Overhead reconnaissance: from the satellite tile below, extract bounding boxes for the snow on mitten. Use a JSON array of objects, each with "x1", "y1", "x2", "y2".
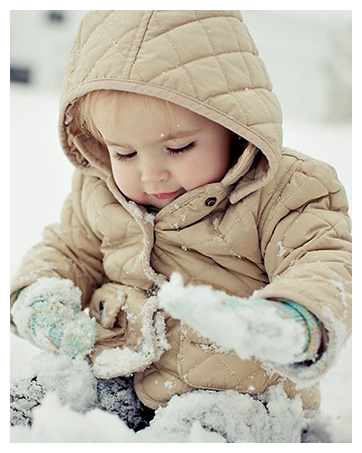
[
  {"x1": 59, "y1": 311, "x2": 96, "y2": 358},
  {"x1": 158, "y1": 273, "x2": 320, "y2": 365},
  {"x1": 11, "y1": 277, "x2": 96, "y2": 358}
]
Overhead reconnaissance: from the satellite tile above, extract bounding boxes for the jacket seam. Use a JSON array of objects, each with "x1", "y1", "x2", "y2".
[
  {"x1": 128, "y1": 11, "x2": 155, "y2": 80},
  {"x1": 144, "y1": 13, "x2": 241, "y2": 44},
  {"x1": 179, "y1": 344, "x2": 268, "y2": 391},
  {"x1": 77, "y1": 12, "x2": 119, "y2": 81},
  {"x1": 79, "y1": 11, "x2": 115, "y2": 56},
  {"x1": 254, "y1": 89, "x2": 281, "y2": 142},
  {"x1": 152, "y1": 13, "x2": 200, "y2": 100},
  {"x1": 196, "y1": 10, "x2": 253, "y2": 127},
  {"x1": 149, "y1": 50, "x2": 255, "y2": 85},
  {"x1": 264, "y1": 161, "x2": 318, "y2": 233},
  {"x1": 269, "y1": 215, "x2": 346, "y2": 278}
]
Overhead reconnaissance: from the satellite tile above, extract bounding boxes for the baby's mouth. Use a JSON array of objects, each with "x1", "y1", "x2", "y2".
[{"x1": 152, "y1": 189, "x2": 184, "y2": 200}]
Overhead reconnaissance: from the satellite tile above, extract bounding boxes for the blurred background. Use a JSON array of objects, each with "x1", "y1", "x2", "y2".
[{"x1": 10, "y1": 11, "x2": 352, "y2": 442}]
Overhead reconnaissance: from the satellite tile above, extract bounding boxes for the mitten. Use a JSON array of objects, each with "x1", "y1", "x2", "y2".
[
  {"x1": 158, "y1": 273, "x2": 322, "y2": 365},
  {"x1": 11, "y1": 277, "x2": 96, "y2": 358}
]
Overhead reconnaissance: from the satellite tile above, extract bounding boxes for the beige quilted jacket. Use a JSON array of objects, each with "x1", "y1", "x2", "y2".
[{"x1": 11, "y1": 11, "x2": 351, "y2": 411}]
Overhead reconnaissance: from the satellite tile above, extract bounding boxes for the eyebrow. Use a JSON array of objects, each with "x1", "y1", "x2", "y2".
[{"x1": 104, "y1": 129, "x2": 201, "y2": 148}]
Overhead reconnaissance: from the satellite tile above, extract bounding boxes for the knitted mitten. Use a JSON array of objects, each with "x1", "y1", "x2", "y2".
[
  {"x1": 11, "y1": 277, "x2": 96, "y2": 358},
  {"x1": 158, "y1": 273, "x2": 321, "y2": 365}
]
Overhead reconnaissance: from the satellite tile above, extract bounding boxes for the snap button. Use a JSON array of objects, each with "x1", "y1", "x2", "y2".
[{"x1": 205, "y1": 197, "x2": 217, "y2": 207}]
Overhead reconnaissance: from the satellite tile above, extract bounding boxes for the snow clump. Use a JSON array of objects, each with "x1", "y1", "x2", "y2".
[{"x1": 158, "y1": 273, "x2": 306, "y2": 365}]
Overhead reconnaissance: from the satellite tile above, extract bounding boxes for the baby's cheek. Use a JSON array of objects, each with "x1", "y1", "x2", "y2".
[
  {"x1": 112, "y1": 170, "x2": 133, "y2": 195},
  {"x1": 178, "y1": 160, "x2": 207, "y2": 190},
  {"x1": 185, "y1": 167, "x2": 222, "y2": 190}
]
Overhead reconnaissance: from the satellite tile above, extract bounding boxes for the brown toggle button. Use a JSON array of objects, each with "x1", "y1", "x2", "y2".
[{"x1": 205, "y1": 197, "x2": 217, "y2": 207}]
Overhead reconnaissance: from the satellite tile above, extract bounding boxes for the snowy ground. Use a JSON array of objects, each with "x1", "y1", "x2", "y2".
[{"x1": 10, "y1": 86, "x2": 352, "y2": 443}]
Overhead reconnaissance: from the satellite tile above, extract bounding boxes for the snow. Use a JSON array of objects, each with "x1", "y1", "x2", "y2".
[
  {"x1": 158, "y1": 273, "x2": 307, "y2": 365},
  {"x1": 10, "y1": 86, "x2": 352, "y2": 443},
  {"x1": 276, "y1": 240, "x2": 291, "y2": 258},
  {"x1": 92, "y1": 298, "x2": 170, "y2": 378},
  {"x1": 127, "y1": 200, "x2": 155, "y2": 225},
  {"x1": 10, "y1": 348, "x2": 306, "y2": 443}
]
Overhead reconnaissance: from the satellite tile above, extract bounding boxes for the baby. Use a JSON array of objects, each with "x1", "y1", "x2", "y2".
[{"x1": 11, "y1": 10, "x2": 351, "y2": 438}]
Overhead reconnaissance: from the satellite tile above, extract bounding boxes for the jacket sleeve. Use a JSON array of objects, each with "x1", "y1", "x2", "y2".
[
  {"x1": 10, "y1": 171, "x2": 106, "y2": 310},
  {"x1": 256, "y1": 151, "x2": 351, "y2": 382}
]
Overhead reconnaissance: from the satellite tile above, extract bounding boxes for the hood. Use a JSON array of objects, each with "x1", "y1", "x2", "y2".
[{"x1": 59, "y1": 10, "x2": 283, "y2": 203}]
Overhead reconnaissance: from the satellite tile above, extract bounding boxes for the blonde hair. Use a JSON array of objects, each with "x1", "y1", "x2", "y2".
[{"x1": 76, "y1": 90, "x2": 179, "y2": 144}]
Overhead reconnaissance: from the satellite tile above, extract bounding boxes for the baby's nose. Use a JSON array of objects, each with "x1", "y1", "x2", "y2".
[{"x1": 140, "y1": 162, "x2": 170, "y2": 183}]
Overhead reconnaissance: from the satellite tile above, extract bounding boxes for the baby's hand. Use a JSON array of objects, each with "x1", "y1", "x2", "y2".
[
  {"x1": 11, "y1": 277, "x2": 96, "y2": 358},
  {"x1": 158, "y1": 273, "x2": 308, "y2": 365}
]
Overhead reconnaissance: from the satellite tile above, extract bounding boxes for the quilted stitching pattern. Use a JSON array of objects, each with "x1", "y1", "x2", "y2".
[{"x1": 60, "y1": 10, "x2": 282, "y2": 179}]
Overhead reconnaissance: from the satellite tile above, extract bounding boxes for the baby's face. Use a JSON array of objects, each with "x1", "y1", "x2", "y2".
[{"x1": 91, "y1": 93, "x2": 232, "y2": 208}]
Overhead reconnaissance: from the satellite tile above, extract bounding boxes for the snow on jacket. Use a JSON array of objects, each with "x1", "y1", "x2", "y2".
[{"x1": 10, "y1": 10, "x2": 351, "y2": 410}]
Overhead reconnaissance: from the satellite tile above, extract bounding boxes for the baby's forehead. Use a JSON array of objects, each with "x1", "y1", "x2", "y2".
[{"x1": 92, "y1": 90, "x2": 223, "y2": 140}]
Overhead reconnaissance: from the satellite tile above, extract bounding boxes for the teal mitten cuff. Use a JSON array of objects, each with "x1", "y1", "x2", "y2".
[{"x1": 278, "y1": 301, "x2": 322, "y2": 363}]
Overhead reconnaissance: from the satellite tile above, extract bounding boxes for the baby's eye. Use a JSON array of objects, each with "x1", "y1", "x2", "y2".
[
  {"x1": 167, "y1": 142, "x2": 196, "y2": 155},
  {"x1": 113, "y1": 151, "x2": 137, "y2": 162}
]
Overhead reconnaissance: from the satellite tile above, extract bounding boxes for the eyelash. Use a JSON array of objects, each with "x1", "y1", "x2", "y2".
[
  {"x1": 112, "y1": 142, "x2": 195, "y2": 162},
  {"x1": 167, "y1": 142, "x2": 195, "y2": 155},
  {"x1": 113, "y1": 152, "x2": 136, "y2": 162}
]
